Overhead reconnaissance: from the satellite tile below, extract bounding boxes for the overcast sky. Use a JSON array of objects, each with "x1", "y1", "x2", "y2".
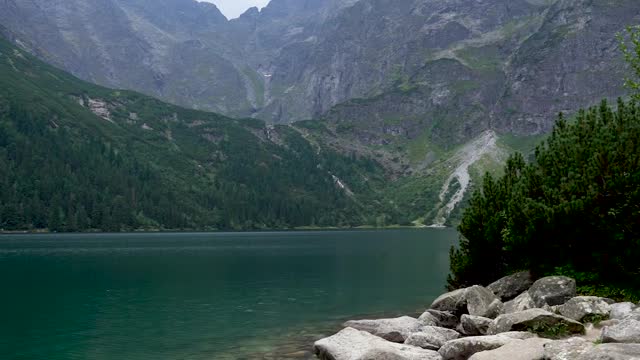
[{"x1": 202, "y1": 0, "x2": 270, "y2": 19}]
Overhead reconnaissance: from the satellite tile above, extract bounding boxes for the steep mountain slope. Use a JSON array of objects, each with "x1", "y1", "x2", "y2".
[
  {"x1": 0, "y1": 36, "x2": 392, "y2": 231},
  {"x1": 0, "y1": 0, "x2": 635, "y2": 133},
  {"x1": 317, "y1": 0, "x2": 634, "y2": 143}
]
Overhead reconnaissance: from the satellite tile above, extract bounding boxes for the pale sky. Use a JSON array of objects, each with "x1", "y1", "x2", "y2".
[{"x1": 201, "y1": 0, "x2": 270, "y2": 19}]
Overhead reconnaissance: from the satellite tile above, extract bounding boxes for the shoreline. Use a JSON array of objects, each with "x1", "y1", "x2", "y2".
[
  {"x1": 0, "y1": 225, "x2": 452, "y2": 236},
  {"x1": 312, "y1": 272, "x2": 640, "y2": 360}
]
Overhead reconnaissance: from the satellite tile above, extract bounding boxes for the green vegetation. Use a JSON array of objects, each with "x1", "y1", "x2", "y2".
[
  {"x1": 455, "y1": 45, "x2": 503, "y2": 73},
  {"x1": 525, "y1": 322, "x2": 579, "y2": 339},
  {"x1": 448, "y1": 99, "x2": 640, "y2": 298},
  {"x1": 0, "y1": 37, "x2": 392, "y2": 232},
  {"x1": 448, "y1": 32, "x2": 640, "y2": 299},
  {"x1": 582, "y1": 314, "x2": 608, "y2": 326},
  {"x1": 242, "y1": 67, "x2": 265, "y2": 107},
  {"x1": 620, "y1": 26, "x2": 640, "y2": 101}
]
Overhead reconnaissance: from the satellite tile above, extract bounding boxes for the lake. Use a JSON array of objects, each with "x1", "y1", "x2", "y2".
[{"x1": 0, "y1": 229, "x2": 457, "y2": 359}]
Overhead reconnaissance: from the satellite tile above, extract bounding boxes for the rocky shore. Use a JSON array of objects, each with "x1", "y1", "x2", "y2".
[{"x1": 312, "y1": 273, "x2": 640, "y2": 359}]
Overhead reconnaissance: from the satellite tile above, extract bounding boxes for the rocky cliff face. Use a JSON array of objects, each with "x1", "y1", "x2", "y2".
[{"x1": 0, "y1": 0, "x2": 636, "y2": 142}]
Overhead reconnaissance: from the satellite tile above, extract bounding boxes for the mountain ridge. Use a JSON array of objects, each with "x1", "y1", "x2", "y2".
[{"x1": 0, "y1": 0, "x2": 634, "y2": 141}]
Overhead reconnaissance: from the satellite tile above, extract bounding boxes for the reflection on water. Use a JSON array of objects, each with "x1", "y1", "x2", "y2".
[{"x1": 0, "y1": 230, "x2": 456, "y2": 359}]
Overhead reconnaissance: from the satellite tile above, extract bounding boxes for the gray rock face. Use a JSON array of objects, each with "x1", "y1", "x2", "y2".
[
  {"x1": 404, "y1": 326, "x2": 460, "y2": 350},
  {"x1": 488, "y1": 271, "x2": 534, "y2": 301},
  {"x1": 489, "y1": 308, "x2": 585, "y2": 336},
  {"x1": 503, "y1": 292, "x2": 537, "y2": 314},
  {"x1": 423, "y1": 310, "x2": 459, "y2": 329},
  {"x1": 431, "y1": 288, "x2": 468, "y2": 315},
  {"x1": 601, "y1": 319, "x2": 640, "y2": 344},
  {"x1": 344, "y1": 316, "x2": 426, "y2": 343},
  {"x1": 466, "y1": 286, "x2": 503, "y2": 319},
  {"x1": 313, "y1": 327, "x2": 443, "y2": 360},
  {"x1": 459, "y1": 315, "x2": 493, "y2": 336},
  {"x1": 468, "y1": 337, "x2": 551, "y2": 360},
  {"x1": 0, "y1": 0, "x2": 635, "y2": 137},
  {"x1": 543, "y1": 337, "x2": 594, "y2": 360},
  {"x1": 558, "y1": 296, "x2": 612, "y2": 322},
  {"x1": 528, "y1": 276, "x2": 576, "y2": 307},
  {"x1": 610, "y1": 303, "x2": 637, "y2": 320},
  {"x1": 438, "y1": 335, "x2": 517, "y2": 360}
]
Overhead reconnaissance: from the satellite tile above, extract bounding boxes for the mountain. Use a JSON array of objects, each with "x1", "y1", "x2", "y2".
[
  {"x1": 0, "y1": 0, "x2": 634, "y2": 132},
  {"x1": 0, "y1": 0, "x2": 637, "y2": 229},
  {"x1": 0, "y1": 35, "x2": 395, "y2": 231}
]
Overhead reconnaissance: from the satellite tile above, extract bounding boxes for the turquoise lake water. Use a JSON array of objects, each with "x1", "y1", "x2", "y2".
[{"x1": 0, "y1": 229, "x2": 457, "y2": 359}]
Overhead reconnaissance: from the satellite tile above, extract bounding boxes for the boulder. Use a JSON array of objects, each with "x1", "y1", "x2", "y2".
[
  {"x1": 610, "y1": 303, "x2": 637, "y2": 320},
  {"x1": 487, "y1": 271, "x2": 534, "y2": 301},
  {"x1": 598, "y1": 319, "x2": 622, "y2": 328},
  {"x1": 313, "y1": 327, "x2": 442, "y2": 360},
  {"x1": 431, "y1": 288, "x2": 468, "y2": 314},
  {"x1": 422, "y1": 310, "x2": 459, "y2": 329},
  {"x1": 528, "y1": 276, "x2": 576, "y2": 307},
  {"x1": 468, "y1": 337, "x2": 551, "y2": 360},
  {"x1": 404, "y1": 326, "x2": 460, "y2": 350},
  {"x1": 601, "y1": 319, "x2": 640, "y2": 344},
  {"x1": 543, "y1": 337, "x2": 593, "y2": 360},
  {"x1": 578, "y1": 343, "x2": 640, "y2": 359},
  {"x1": 499, "y1": 331, "x2": 539, "y2": 340},
  {"x1": 459, "y1": 314, "x2": 492, "y2": 336},
  {"x1": 438, "y1": 335, "x2": 518, "y2": 360},
  {"x1": 488, "y1": 308, "x2": 585, "y2": 337},
  {"x1": 628, "y1": 309, "x2": 640, "y2": 322},
  {"x1": 558, "y1": 296, "x2": 611, "y2": 322},
  {"x1": 542, "y1": 304, "x2": 561, "y2": 314},
  {"x1": 418, "y1": 311, "x2": 439, "y2": 327},
  {"x1": 344, "y1": 316, "x2": 426, "y2": 343},
  {"x1": 503, "y1": 292, "x2": 536, "y2": 314},
  {"x1": 466, "y1": 285, "x2": 503, "y2": 319}
]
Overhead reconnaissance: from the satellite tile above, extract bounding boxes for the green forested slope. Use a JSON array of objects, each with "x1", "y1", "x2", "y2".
[
  {"x1": 0, "y1": 37, "x2": 391, "y2": 232},
  {"x1": 449, "y1": 100, "x2": 640, "y2": 299},
  {"x1": 448, "y1": 28, "x2": 640, "y2": 300}
]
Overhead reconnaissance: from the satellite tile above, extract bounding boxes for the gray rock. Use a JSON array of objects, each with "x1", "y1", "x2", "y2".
[
  {"x1": 627, "y1": 309, "x2": 640, "y2": 322},
  {"x1": 344, "y1": 316, "x2": 426, "y2": 343},
  {"x1": 418, "y1": 311, "x2": 439, "y2": 327},
  {"x1": 601, "y1": 319, "x2": 640, "y2": 344},
  {"x1": 528, "y1": 276, "x2": 576, "y2": 307},
  {"x1": 558, "y1": 296, "x2": 611, "y2": 322},
  {"x1": 438, "y1": 335, "x2": 517, "y2": 360},
  {"x1": 357, "y1": 348, "x2": 441, "y2": 360},
  {"x1": 543, "y1": 304, "x2": 562, "y2": 314},
  {"x1": 579, "y1": 343, "x2": 640, "y2": 360},
  {"x1": 468, "y1": 337, "x2": 552, "y2": 360},
  {"x1": 543, "y1": 337, "x2": 594, "y2": 360},
  {"x1": 488, "y1": 271, "x2": 534, "y2": 301},
  {"x1": 503, "y1": 292, "x2": 537, "y2": 314},
  {"x1": 499, "y1": 331, "x2": 539, "y2": 340},
  {"x1": 423, "y1": 310, "x2": 459, "y2": 329},
  {"x1": 489, "y1": 308, "x2": 585, "y2": 337},
  {"x1": 431, "y1": 288, "x2": 468, "y2": 315},
  {"x1": 404, "y1": 326, "x2": 460, "y2": 350},
  {"x1": 598, "y1": 320, "x2": 622, "y2": 328},
  {"x1": 610, "y1": 303, "x2": 637, "y2": 320},
  {"x1": 314, "y1": 327, "x2": 443, "y2": 360},
  {"x1": 459, "y1": 314, "x2": 493, "y2": 336},
  {"x1": 466, "y1": 285, "x2": 503, "y2": 319}
]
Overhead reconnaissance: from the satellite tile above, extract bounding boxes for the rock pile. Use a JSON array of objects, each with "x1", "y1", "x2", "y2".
[{"x1": 313, "y1": 272, "x2": 640, "y2": 360}]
